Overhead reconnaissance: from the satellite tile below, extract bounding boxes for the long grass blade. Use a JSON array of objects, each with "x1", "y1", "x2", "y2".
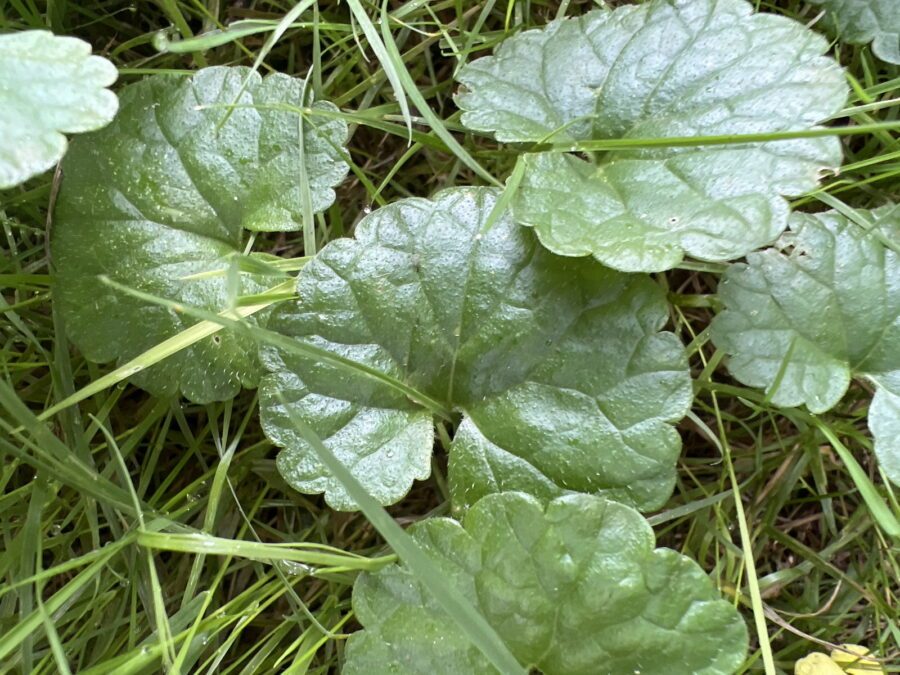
[
  {"x1": 344, "y1": 0, "x2": 413, "y2": 136},
  {"x1": 37, "y1": 280, "x2": 294, "y2": 422},
  {"x1": 378, "y1": 2, "x2": 500, "y2": 186},
  {"x1": 97, "y1": 276, "x2": 453, "y2": 419},
  {"x1": 813, "y1": 419, "x2": 900, "y2": 539},
  {"x1": 688, "y1": 411, "x2": 776, "y2": 675},
  {"x1": 545, "y1": 121, "x2": 900, "y2": 152}
]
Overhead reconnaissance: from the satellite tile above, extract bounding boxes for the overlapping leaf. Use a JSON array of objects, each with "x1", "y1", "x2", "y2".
[
  {"x1": 810, "y1": 0, "x2": 900, "y2": 64},
  {"x1": 0, "y1": 30, "x2": 118, "y2": 189},
  {"x1": 345, "y1": 491, "x2": 748, "y2": 675},
  {"x1": 710, "y1": 206, "x2": 900, "y2": 485},
  {"x1": 456, "y1": 0, "x2": 848, "y2": 272},
  {"x1": 259, "y1": 187, "x2": 692, "y2": 511},
  {"x1": 53, "y1": 66, "x2": 348, "y2": 403}
]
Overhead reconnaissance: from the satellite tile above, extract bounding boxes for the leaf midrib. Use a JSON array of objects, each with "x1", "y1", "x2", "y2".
[{"x1": 150, "y1": 86, "x2": 245, "y2": 249}]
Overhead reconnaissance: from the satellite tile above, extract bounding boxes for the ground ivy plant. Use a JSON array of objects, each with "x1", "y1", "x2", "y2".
[
  {"x1": 39, "y1": 0, "x2": 900, "y2": 671},
  {"x1": 258, "y1": 187, "x2": 693, "y2": 512},
  {"x1": 455, "y1": 0, "x2": 848, "y2": 272},
  {"x1": 710, "y1": 206, "x2": 900, "y2": 485},
  {"x1": 809, "y1": 0, "x2": 900, "y2": 64},
  {"x1": 345, "y1": 492, "x2": 748, "y2": 674},
  {"x1": 53, "y1": 66, "x2": 348, "y2": 403}
]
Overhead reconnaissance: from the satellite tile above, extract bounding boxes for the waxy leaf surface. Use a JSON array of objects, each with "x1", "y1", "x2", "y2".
[
  {"x1": 53, "y1": 66, "x2": 348, "y2": 402},
  {"x1": 456, "y1": 0, "x2": 848, "y2": 272},
  {"x1": 0, "y1": 30, "x2": 118, "y2": 189},
  {"x1": 710, "y1": 206, "x2": 900, "y2": 485},
  {"x1": 345, "y1": 492, "x2": 748, "y2": 675},
  {"x1": 810, "y1": 0, "x2": 900, "y2": 64},
  {"x1": 259, "y1": 188, "x2": 692, "y2": 511}
]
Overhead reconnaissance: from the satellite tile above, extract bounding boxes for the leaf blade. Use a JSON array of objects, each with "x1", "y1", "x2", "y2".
[
  {"x1": 345, "y1": 491, "x2": 748, "y2": 675},
  {"x1": 809, "y1": 0, "x2": 900, "y2": 64},
  {"x1": 456, "y1": 0, "x2": 848, "y2": 272},
  {"x1": 52, "y1": 66, "x2": 349, "y2": 402},
  {"x1": 0, "y1": 31, "x2": 118, "y2": 188},
  {"x1": 260, "y1": 187, "x2": 693, "y2": 509},
  {"x1": 711, "y1": 205, "x2": 900, "y2": 487},
  {"x1": 276, "y1": 398, "x2": 527, "y2": 675}
]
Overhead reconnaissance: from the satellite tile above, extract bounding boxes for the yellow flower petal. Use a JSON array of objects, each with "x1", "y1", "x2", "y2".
[
  {"x1": 795, "y1": 652, "x2": 846, "y2": 675},
  {"x1": 830, "y1": 645, "x2": 883, "y2": 675}
]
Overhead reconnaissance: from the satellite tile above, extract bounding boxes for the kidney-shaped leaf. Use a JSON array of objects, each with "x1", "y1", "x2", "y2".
[
  {"x1": 456, "y1": 0, "x2": 848, "y2": 272},
  {"x1": 710, "y1": 206, "x2": 900, "y2": 485},
  {"x1": 0, "y1": 30, "x2": 118, "y2": 189},
  {"x1": 810, "y1": 0, "x2": 900, "y2": 64},
  {"x1": 53, "y1": 66, "x2": 348, "y2": 403},
  {"x1": 259, "y1": 187, "x2": 692, "y2": 511},
  {"x1": 345, "y1": 491, "x2": 748, "y2": 675}
]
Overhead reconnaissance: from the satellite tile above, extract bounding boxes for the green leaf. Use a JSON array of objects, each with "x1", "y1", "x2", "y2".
[
  {"x1": 273, "y1": 394, "x2": 527, "y2": 675},
  {"x1": 456, "y1": 0, "x2": 848, "y2": 273},
  {"x1": 0, "y1": 30, "x2": 118, "y2": 189},
  {"x1": 52, "y1": 66, "x2": 348, "y2": 403},
  {"x1": 345, "y1": 491, "x2": 748, "y2": 675},
  {"x1": 810, "y1": 0, "x2": 900, "y2": 64},
  {"x1": 710, "y1": 206, "x2": 900, "y2": 485},
  {"x1": 449, "y1": 417, "x2": 564, "y2": 512},
  {"x1": 259, "y1": 187, "x2": 692, "y2": 511},
  {"x1": 869, "y1": 387, "x2": 900, "y2": 486}
]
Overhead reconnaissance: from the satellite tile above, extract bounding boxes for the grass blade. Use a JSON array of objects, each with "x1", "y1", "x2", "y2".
[
  {"x1": 0, "y1": 547, "x2": 122, "y2": 663},
  {"x1": 688, "y1": 411, "x2": 776, "y2": 675},
  {"x1": 219, "y1": 0, "x2": 318, "y2": 129},
  {"x1": 97, "y1": 276, "x2": 453, "y2": 419},
  {"x1": 378, "y1": 2, "x2": 500, "y2": 186},
  {"x1": 813, "y1": 418, "x2": 900, "y2": 539},
  {"x1": 345, "y1": 0, "x2": 413, "y2": 136},
  {"x1": 547, "y1": 121, "x2": 900, "y2": 152},
  {"x1": 36, "y1": 280, "x2": 294, "y2": 423},
  {"x1": 137, "y1": 532, "x2": 394, "y2": 570}
]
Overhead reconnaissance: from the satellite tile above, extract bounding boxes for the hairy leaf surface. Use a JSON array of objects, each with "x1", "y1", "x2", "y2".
[
  {"x1": 710, "y1": 206, "x2": 900, "y2": 484},
  {"x1": 344, "y1": 492, "x2": 748, "y2": 675},
  {"x1": 0, "y1": 30, "x2": 118, "y2": 189},
  {"x1": 810, "y1": 0, "x2": 900, "y2": 64},
  {"x1": 53, "y1": 66, "x2": 348, "y2": 402},
  {"x1": 259, "y1": 188, "x2": 692, "y2": 510},
  {"x1": 456, "y1": 0, "x2": 848, "y2": 272}
]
